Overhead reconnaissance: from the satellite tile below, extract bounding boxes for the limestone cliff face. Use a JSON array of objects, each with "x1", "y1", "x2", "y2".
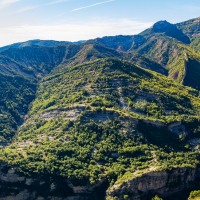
[
  {"x1": 1, "y1": 162, "x2": 200, "y2": 200},
  {"x1": 0, "y1": 163, "x2": 107, "y2": 200},
  {"x1": 107, "y1": 168, "x2": 200, "y2": 200}
]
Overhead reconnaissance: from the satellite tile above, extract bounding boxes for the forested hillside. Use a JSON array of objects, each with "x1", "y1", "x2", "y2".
[{"x1": 0, "y1": 16, "x2": 199, "y2": 200}]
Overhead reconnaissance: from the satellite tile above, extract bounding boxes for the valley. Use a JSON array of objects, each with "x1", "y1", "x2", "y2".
[{"x1": 0, "y1": 16, "x2": 200, "y2": 200}]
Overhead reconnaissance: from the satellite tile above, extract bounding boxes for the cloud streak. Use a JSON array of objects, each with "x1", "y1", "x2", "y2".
[
  {"x1": 15, "y1": 0, "x2": 72, "y2": 14},
  {"x1": 72, "y1": 0, "x2": 116, "y2": 12},
  {"x1": 0, "y1": 0, "x2": 21, "y2": 9},
  {"x1": 47, "y1": 0, "x2": 72, "y2": 6},
  {"x1": 15, "y1": 5, "x2": 39, "y2": 14}
]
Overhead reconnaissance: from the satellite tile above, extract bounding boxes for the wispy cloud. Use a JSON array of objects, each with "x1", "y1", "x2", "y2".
[
  {"x1": 47, "y1": 0, "x2": 71, "y2": 6},
  {"x1": 15, "y1": 0, "x2": 71, "y2": 14},
  {"x1": 72, "y1": 0, "x2": 116, "y2": 12},
  {"x1": 15, "y1": 5, "x2": 39, "y2": 14},
  {"x1": 0, "y1": 0, "x2": 21, "y2": 9},
  {"x1": 0, "y1": 18, "x2": 153, "y2": 46}
]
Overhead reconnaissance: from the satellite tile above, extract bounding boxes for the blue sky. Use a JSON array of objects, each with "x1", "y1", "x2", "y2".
[{"x1": 0, "y1": 0, "x2": 200, "y2": 46}]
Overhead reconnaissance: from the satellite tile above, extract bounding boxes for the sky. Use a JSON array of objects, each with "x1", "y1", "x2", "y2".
[{"x1": 0, "y1": 0, "x2": 200, "y2": 46}]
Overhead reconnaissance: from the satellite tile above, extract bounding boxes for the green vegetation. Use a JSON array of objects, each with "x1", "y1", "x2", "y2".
[
  {"x1": 189, "y1": 190, "x2": 200, "y2": 200},
  {"x1": 176, "y1": 17, "x2": 200, "y2": 39},
  {"x1": 0, "y1": 16, "x2": 200, "y2": 200},
  {"x1": 0, "y1": 74, "x2": 36, "y2": 142},
  {"x1": 191, "y1": 38, "x2": 200, "y2": 52},
  {"x1": 1, "y1": 58, "x2": 199, "y2": 188},
  {"x1": 151, "y1": 195, "x2": 163, "y2": 200},
  {"x1": 93, "y1": 18, "x2": 200, "y2": 91}
]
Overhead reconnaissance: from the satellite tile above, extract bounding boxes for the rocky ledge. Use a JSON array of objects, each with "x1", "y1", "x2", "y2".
[
  {"x1": 0, "y1": 162, "x2": 200, "y2": 200},
  {"x1": 0, "y1": 163, "x2": 107, "y2": 200},
  {"x1": 107, "y1": 167, "x2": 200, "y2": 200}
]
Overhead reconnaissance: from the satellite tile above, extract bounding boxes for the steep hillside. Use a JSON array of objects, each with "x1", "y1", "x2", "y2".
[
  {"x1": 1, "y1": 45, "x2": 66, "y2": 78},
  {"x1": 2, "y1": 58, "x2": 200, "y2": 199},
  {"x1": 191, "y1": 37, "x2": 200, "y2": 51},
  {"x1": 0, "y1": 39, "x2": 85, "y2": 52},
  {"x1": 176, "y1": 17, "x2": 200, "y2": 39},
  {"x1": 0, "y1": 52, "x2": 39, "y2": 143},
  {"x1": 0, "y1": 41, "x2": 166, "y2": 143},
  {"x1": 59, "y1": 43, "x2": 167, "y2": 75},
  {"x1": 176, "y1": 17, "x2": 200, "y2": 52},
  {"x1": 0, "y1": 44, "x2": 83, "y2": 143},
  {"x1": 140, "y1": 20, "x2": 190, "y2": 44},
  {"x1": 0, "y1": 73, "x2": 36, "y2": 144},
  {"x1": 2, "y1": 17, "x2": 200, "y2": 92},
  {"x1": 0, "y1": 54, "x2": 33, "y2": 77},
  {"x1": 87, "y1": 35, "x2": 146, "y2": 52},
  {"x1": 0, "y1": 16, "x2": 199, "y2": 200},
  {"x1": 88, "y1": 17, "x2": 200, "y2": 90}
]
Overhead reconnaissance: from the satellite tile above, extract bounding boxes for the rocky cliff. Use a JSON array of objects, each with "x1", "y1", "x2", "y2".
[
  {"x1": 107, "y1": 168, "x2": 200, "y2": 200},
  {"x1": 0, "y1": 163, "x2": 108, "y2": 200},
  {"x1": 1, "y1": 162, "x2": 200, "y2": 200}
]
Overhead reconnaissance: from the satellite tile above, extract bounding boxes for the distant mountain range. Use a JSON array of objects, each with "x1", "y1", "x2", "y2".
[{"x1": 0, "y1": 16, "x2": 200, "y2": 200}]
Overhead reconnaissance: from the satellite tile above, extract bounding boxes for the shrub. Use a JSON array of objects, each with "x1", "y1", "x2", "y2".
[
  {"x1": 189, "y1": 190, "x2": 200, "y2": 199},
  {"x1": 151, "y1": 195, "x2": 163, "y2": 200}
]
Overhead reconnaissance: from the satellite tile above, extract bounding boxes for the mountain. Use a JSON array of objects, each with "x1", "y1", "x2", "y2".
[
  {"x1": 60, "y1": 43, "x2": 167, "y2": 75},
  {"x1": 176, "y1": 17, "x2": 200, "y2": 39},
  {"x1": 2, "y1": 58, "x2": 200, "y2": 199},
  {"x1": 87, "y1": 35, "x2": 146, "y2": 52},
  {"x1": 0, "y1": 39, "x2": 86, "y2": 52},
  {"x1": 88, "y1": 17, "x2": 200, "y2": 90},
  {"x1": 0, "y1": 72, "x2": 36, "y2": 144},
  {"x1": 0, "y1": 16, "x2": 199, "y2": 200},
  {"x1": 0, "y1": 42, "x2": 167, "y2": 144},
  {"x1": 0, "y1": 43, "x2": 83, "y2": 144},
  {"x1": 140, "y1": 20, "x2": 190, "y2": 44}
]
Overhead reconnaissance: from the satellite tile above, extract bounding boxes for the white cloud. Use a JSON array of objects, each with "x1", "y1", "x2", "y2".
[
  {"x1": 0, "y1": 0, "x2": 20, "y2": 9},
  {"x1": 0, "y1": 19, "x2": 153, "y2": 46},
  {"x1": 14, "y1": 0, "x2": 72, "y2": 14},
  {"x1": 16, "y1": 0, "x2": 114, "y2": 14},
  {"x1": 47, "y1": 0, "x2": 72, "y2": 5},
  {"x1": 72, "y1": 0, "x2": 116, "y2": 12},
  {"x1": 15, "y1": 5, "x2": 39, "y2": 14}
]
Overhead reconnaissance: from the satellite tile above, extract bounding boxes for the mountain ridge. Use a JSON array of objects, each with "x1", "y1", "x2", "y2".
[{"x1": 0, "y1": 16, "x2": 200, "y2": 200}]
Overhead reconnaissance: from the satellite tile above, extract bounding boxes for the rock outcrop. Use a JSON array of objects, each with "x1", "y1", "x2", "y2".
[
  {"x1": 0, "y1": 163, "x2": 107, "y2": 200},
  {"x1": 107, "y1": 168, "x2": 200, "y2": 200},
  {"x1": 1, "y1": 164, "x2": 200, "y2": 199}
]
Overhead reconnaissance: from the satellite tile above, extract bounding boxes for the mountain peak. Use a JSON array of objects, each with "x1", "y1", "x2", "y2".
[
  {"x1": 152, "y1": 20, "x2": 172, "y2": 31},
  {"x1": 141, "y1": 19, "x2": 190, "y2": 44}
]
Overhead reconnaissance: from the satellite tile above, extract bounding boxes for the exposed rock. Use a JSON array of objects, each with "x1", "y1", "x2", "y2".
[
  {"x1": 1, "y1": 163, "x2": 200, "y2": 200},
  {"x1": 107, "y1": 168, "x2": 200, "y2": 200},
  {"x1": 83, "y1": 110, "x2": 119, "y2": 122},
  {"x1": 40, "y1": 106, "x2": 85, "y2": 121},
  {"x1": 0, "y1": 163, "x2": 108, "y2": 200}
]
